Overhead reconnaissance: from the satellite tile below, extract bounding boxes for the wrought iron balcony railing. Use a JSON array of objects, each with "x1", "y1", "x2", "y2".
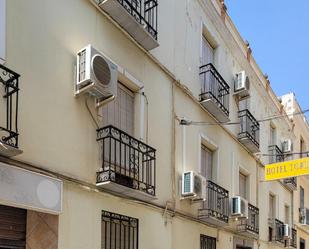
[
  {"x1": 290, "y1": 228, "x2": 297, "y2": 248},
  {"x1": 96, "y1": 125, "x2": 156, "y2": 196},
  {"x1": 199, "y1": 63, "x2": 230, "y2": 118},
  {"x1": 198, "y1": 180, "x2": 229, "y2": 225},
  {"x1": 268, "y1": 145, "x2": 284, "y2": 164},
  {"x1": 269, "y1": 218, "x2": 284, "y2": 244},
  {"x1": 0, "y1": 65, "x2": 20, "y2": 149},
  {"x1": 237, "y1": 203, "x2": 259, "y2": 236},
  {"x1": 283, "y1": 177, "x2": 297, "y2": 190},
  {"x1": 98, "y1": 0, "x2": 158, "y2": 50},
  {"x1": 238, "y1": 109, "x2": 260, "y2": 152}
]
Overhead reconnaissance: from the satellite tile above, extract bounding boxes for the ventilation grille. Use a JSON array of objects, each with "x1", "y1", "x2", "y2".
[{"x1": 92, "y1": 55, "x2": 111, "y2": 86}]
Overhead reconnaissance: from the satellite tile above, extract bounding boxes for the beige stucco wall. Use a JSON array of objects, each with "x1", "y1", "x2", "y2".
[{"x1": 2, "y1": 0, "x2": 307, "y2": 249}]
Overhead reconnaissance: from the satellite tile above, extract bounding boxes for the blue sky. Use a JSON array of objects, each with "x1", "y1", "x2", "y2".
[{"x1": 225, "y1": 0, "x2": 309, "y2": 112}]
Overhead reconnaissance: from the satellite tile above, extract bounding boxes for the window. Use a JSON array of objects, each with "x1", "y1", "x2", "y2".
[
  {"x1": 269, "y1": 194, "x2": 276, "y2": 219},
  {"x1": 0, "y1": 0, "x2": 5, "y2": 63},
  {"x1": 300, "y1": 138, "x2": 306, "y2": 158},
  {"x1": 201, "y1": 36, "x2": 214, "y2": 66},
  {"x1": 285, "y1": 205, "x2": 290, "y2": 224},
  {"x1": 239, "y1": 172, "x2": 247, "y2": 199},
  {"x1": 300, "y1": 186, "x2": 304, "y2": 209},
  {"x1": 300, "y1": 238, "x2": 305, "y2": 249},
  {"x1": 101, "y1": 211, "x2": 138, "y2": 249},
  {"x1": 270, "y1": 125, "x2": 276, "y2": 146},
  {"x1": 200, "y1": 235, "x2": 216, "y2": 249},
  {"x1": 102, "y1": 83, "x2": 135, "y2": 135},
  {"x1": 201, "y1": 145, "x2": 213, "y2": 180}
]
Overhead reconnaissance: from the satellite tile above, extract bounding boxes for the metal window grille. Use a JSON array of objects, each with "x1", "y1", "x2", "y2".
[
  {"x1": 200, "y1": 234, "x2": 216, "y2": 249},
  {"x1": 101, "y1": 211, "x2": 138, "y2": 249}
]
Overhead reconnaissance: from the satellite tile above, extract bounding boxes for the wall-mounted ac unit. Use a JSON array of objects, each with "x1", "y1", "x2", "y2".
[
  {"x1": 230, "y1": 196, "x2": 248, "y2": 219},
  {"x1": 234, "y1": 71, "x2": 250, "y2": 98},
  {"x1": 76, "y1": 44, "x2": 118, "y2": 106},
  {"x1": 300, "y1": 208, "x2": 309, "y2": 225},
  {"x1": 283, "y1": 224, "x2": 291, "y2": 239},
  {"x1": 282, "y1": 139, "x2": 293, "y2": 153},
  {"x1": 181, "y1": 171, "x2": 206, "y2": 201}
]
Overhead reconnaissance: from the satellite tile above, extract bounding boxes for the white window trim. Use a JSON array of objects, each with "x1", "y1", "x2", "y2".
[
  {"x1": 198, "y1": 133, "x2": 219, "y2": 182},
  {"x1": 199, "y1": 21, "x2": 218, "y2": 66},
  {"x1": 0, "y1": 0, "x2": 6, "y2": 64}
]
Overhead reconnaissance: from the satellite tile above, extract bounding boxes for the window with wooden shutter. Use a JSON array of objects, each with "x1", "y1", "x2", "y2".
[
  {"x1": 201, "y1": 36, "x2": 214, "y2": 66},
  {"x1": 269, "y1": 194, "x2": 275, "y2": 219},
  {"x1": 239, "y1": 172, "x2": 247, "y2": 199},
  {"x1": 270, "y1": 125, "x2": 276, "y2": 146},
  {"x1": 0, "y1": 0, "x2": 5, "y2": 63},
  {"x1": 201, "y1": 145, "x2": 213, "y2": 181},
  {"x1": 300, "y1": 186, "x2": 304, "y2": 209},
  {"x1": 102, "y1": 83, "x2": 135, "y2": 135},
  {"x1": 0, "y1": 205, "x2": 26, "y2": 249},
  {"x1": 300, "y1": 138, "x2": 306, "y2": 158},
  {"x1": 285, "y1": 205, "x2": 290, "y2": 224}
]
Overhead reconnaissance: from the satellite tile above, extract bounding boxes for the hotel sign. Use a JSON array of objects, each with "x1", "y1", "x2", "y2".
[{"x1": 265, "y1": 157, "x2": 309, "y2": 181}]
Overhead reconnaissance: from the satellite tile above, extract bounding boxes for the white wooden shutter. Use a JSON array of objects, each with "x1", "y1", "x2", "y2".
[
  {"x1": 0, "y1": 0, "x2": 5, "y2": 63},
  {"x1": 201, "y1": 36, "x2": 214, "y2": 65},
  {"x1": 201, "y1": 145, "x2": 213, "y2": 180},
  {"x1": 269, "y1": 195, "x2": 275, "y2": 219},
  {"x1": 102, "y1": 83, "x2": 134, "y2": 135},
  {"x1": 239, "y1": 172, "x2": 247, "y2": 199}
]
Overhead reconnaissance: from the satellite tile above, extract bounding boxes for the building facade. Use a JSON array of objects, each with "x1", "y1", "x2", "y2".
[{"x1": 0, "y1": 0, "x2": 308, "y2": 249}]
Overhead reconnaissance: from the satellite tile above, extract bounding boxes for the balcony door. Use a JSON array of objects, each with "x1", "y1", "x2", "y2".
[
  {"x1": 201, "y1": 36, "x2": 214, "y2": 66},
  {"x1": 201, "y1": 145, "x2": 213, "y2": 181},
  {"x1": 101, "y1": 83, "x2": 136, "y2": 178},
  {"x1": 102, "y1": 82, "x2": 134, "y2": 135}
]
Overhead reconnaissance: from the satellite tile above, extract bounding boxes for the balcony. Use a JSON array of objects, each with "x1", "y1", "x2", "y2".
[
  {"x1": 96, "y1": 125, "x2": 156, "y2": 201},
  {"x1": 283, "y1": 177, "x2": 297, "y2": 191},
  {"x1": 238, "y1": 109, "x2": 260, "y2": 153},
  {"x1": 198, "y1": 180, "x2": 229, "y2": 226},
  {"x1": 299, "y1": 208, "x2": 309, "y2": 225},
  {"x1": 269, "y1": 218, "x2": 284, "y2": 245},
  {"x1": 98, "y1": 0, "x2": 158, "y2": 51},
  {"x1": 237, "y1": 203, "x2": 259, "y2": 238},
  {"x1": 268, "y1": 145, "x2": 284, "y2": 164},
  {"x1": 0, "y1": 65, "x2": 22, "y2": 157},
  {"x1": 285, "y1": 228, "x2": 297, "y2": 248},
  {"x1": 199, "y1": 64, "x2": 230, "y2": 122}
]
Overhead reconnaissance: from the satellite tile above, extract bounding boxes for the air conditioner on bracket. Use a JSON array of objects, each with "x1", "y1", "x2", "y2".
[
  {"x1": 234, "y1": 71, "x2": 250, "y2": 98},
  {"x1": 282, "y1": 139, "x2": 293, "y2": 153},
  {"x1": 300, "y1": 208, "x2": 309, "y2": 225},
  {"x1": 181, "y1": 171, "x2": 206, "y2": 201},
  {"x1": 283, "y1": 224, "x2": 291, "y2": 239},
  {"x1": 230, "y1": 196, "x2": 248, "y2": 219},
  {"x1": 76, "y1": 44, "x2": 118, "y2": 107}
]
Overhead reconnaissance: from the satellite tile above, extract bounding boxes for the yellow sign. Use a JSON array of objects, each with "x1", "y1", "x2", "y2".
[{"x1": 265, "y1": 157, "x2": 309, "y2": 181}]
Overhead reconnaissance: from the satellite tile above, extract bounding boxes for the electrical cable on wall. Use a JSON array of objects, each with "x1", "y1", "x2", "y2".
[{"x1": 178, "y1": 108, "x2": 309, "y2": 126}]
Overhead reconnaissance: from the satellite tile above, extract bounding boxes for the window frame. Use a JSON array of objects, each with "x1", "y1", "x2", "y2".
[
  {"x1": 200, "y1": 234, "x2": 216, "y2": 249},
  {"x1": 101, "y1": 210, "x2": 139, "y2": 249}
]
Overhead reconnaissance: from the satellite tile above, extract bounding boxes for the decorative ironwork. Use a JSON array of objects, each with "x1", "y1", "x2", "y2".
[
  {"x1": 283, "y1": 177, "x2": 297, "y2": 189},
  {"x1": 0, "y1": 65, "x2": 20, "y2": 148},
  {"x1": 198, "y1": 180, "x2": 229, "y2": 223},
  {"x1": 96, "y1": 125, "x2": 156, "y2": 196},
  {"x1": 102, "y1": 210, "x2": 138, "y2": 249},
  {"x1": 238, "y1": 109, "x2": 260, "y2": 148},
  {"x1": 200, "y1": 234, "x2": 216, "y2": 249},
  {"x1": 199, "y1": 63, "x2": 230, "y2": 117},
  {"x1": 290, "y1": 228, "x2": 297, "y2": 248},
  {"x1": 99, "y1": 0, "x2": 158, "y2": 40},
  {"x1": 237, "y1": 203, "x2": 259, "y2": 235},
  {"x1": 269, "y1": 219, "x2": 284, "y2": 244},
  {"x1": 268, "y1": 145, "x2": 284, "y2": 164}
]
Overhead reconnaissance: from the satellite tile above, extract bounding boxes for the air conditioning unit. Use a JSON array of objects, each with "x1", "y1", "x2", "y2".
[
  {"x1": 76, "y1": 44, "x2": 118, "y2": 105},
  {"x1": 230, "y1": 196, "x2": 248, "y2": 219},
  {"x1": 234, "y1": 71, "x2": 250, "y2": 98},
  {"x1": 300, "y1": 208, "x2": 309, "y2": 225},
  {"x1": 181, "y1": 171, "x2": 206, "y2": 201},
  {"x1": 283, "y1": 224, "x2": 291, "y2": 239},
  {"x1": 282, "y1": 139, "x2": 293, "y2": 153}
]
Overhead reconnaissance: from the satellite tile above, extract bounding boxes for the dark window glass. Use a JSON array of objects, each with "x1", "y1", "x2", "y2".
[{"x1": 200, "y1": 234, "x2": 216, "y2": 249}]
